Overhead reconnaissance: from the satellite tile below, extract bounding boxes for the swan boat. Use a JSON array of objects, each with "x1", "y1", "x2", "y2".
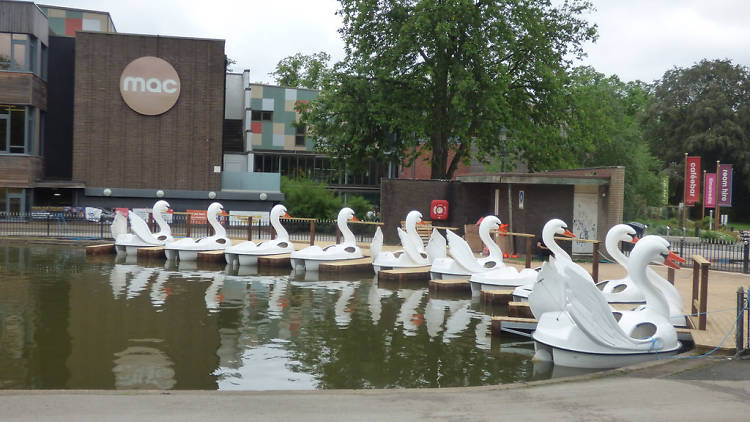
[
  {"x1": 532, "y1": 235, "x2": 685, "y2": 369},
  {"x1": 467, "y1": 217, "x2": 537, "y2": 295},
  {"x1": 595, "y1": 224, "x2": 687, "y2": 327},
  {"x1": 371, "y1": 210, "x2": 431, "y2": 272},
  {"x1": 114, "y1": 200, "x2": 174, "y2": 255},
  {"x1": 429, "y1": 216, "x2": 507, "y2": 280},
  {"x1": 511, "y1": 219, "x2": 581, "y2": 316},
  {"x1": 290, "y1": 207, "x2": 363, "y2": 271},
  {"x1": 224, "y1": 204, "x2": 295, "y2": 266},
  {"x1": 164, "y1": 202, "x2": 230, "y2": 262}
]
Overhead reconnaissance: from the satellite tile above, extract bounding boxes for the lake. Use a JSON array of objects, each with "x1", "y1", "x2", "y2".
[{"x1": 0, "y1": 241, "x2": 560, "y2": 390}]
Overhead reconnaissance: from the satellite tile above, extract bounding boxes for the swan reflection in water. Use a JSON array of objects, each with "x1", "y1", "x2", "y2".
[{"x1": 396, "y1": 288, "x2": 427, "y2": 336}]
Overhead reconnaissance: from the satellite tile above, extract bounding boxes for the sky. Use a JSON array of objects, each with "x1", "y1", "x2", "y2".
[{"x1": 39, "y1": 0, "x2": 750, "y2": 84}]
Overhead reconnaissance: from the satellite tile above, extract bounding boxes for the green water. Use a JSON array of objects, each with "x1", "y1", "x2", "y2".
[{"x1": 0, "y1": 241, "x2": 554, "y2": 390}]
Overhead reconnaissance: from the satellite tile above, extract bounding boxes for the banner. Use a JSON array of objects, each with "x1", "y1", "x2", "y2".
[
  {"x1": 704, "y1": 173, "x2": 716, "y2": 208},
  {"x1": 684, "y1": 156, "x2": 701, "y2": 205},
  {"x1": 718, "y1": 164, "x2": 733, "y2": 207},
  {"x1": 660, "y1": 175, "x2": 669, "y2": 206}
]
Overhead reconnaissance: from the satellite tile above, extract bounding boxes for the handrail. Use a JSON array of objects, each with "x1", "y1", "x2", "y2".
[{"x1": 691, "y1": 254, "x2": 711, "y2": 330}]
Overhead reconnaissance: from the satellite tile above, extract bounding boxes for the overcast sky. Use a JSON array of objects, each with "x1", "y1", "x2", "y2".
[{"x1": 40, "y1": 0, "x2": 750, "y2": 84}]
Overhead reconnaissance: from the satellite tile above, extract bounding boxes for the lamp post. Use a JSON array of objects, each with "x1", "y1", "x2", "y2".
[{"x1": 499, "y1": 127, "x2": 508, "y2": 172}]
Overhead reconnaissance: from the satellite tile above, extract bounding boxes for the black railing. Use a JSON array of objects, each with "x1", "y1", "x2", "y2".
[
  {"x1": 0, "y1": 211, "x2": 382, "y2": 246},
  {"x1": 622, "y1": 236, "x2": 750, "y2": 274}
]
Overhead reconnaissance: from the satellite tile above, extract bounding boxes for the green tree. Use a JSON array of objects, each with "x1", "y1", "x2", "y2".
[
  {"x1": 642, "y1": 59, "x2": 750, "y2": 217},
  {"x1": 564, "y1": 67, "x2": 662, "y2": 218},
  {"x1": 270, "y1": 52, "x2": 332, "y2": 90},
  {"x1": 302, "y1": 0, "x2": 596, "y2": 179}
]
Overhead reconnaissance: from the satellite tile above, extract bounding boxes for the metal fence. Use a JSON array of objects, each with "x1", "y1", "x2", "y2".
[
  {"x1": 0, "y1": 211, "x2": 381, "y2": 245},
  {"x1": 672, "y1": 238, "x2": 750, "y2": 274}
]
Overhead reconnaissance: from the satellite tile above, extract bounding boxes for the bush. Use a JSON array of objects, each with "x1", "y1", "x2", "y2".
[
  {"x1": 281, "y1": 177, "x2": 342, "y2": 219},
  {"x1": 344, "y1": 195, "x2": 373, "y2": 220}
]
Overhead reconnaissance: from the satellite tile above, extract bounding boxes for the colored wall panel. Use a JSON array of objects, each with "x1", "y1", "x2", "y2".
[
  {"x1": 262, "y1": 98, "x2": 274, "y2": 111},
  {"x1": 251, "y1": 121, "x2": 262, "y2": 133},
  {"x1": 48, "y1": 17, "x2": 66, "y2": 36},
  {"x1": 65, "y1": 18, "x2": 82, "y2": 36},
  {"x1": 250, "y1": 85, "x2": 263, "y2": 99},
  {"x1": 82, "y1": 18, "x2": 101, "y2": 31},
  {"x1": 65, "y1": 10, "x2": 83, "y2": 19},
  {"x1": 285, "y1": 88, "x2": 297, "y2": 102},
  {"x1": 45, "y1": 8, "x2": 67, "y2": 18}
]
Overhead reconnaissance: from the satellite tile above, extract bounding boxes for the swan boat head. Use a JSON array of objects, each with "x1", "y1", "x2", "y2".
[
  {"x1": 605, "y1": 224, "x2": 638, "y2": 266},
  {"x1": 542, "y1": 218, "x2": 575, "y2": 261}
]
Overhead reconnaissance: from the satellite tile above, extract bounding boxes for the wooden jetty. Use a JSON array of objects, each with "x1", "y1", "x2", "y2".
[
  {"x1": 257, "y1": 253, "x2": 291, "y2": 268},
  {"x1": 86, "y1": 243, "x2": 115, "y2": 255},
  {"x1": 429, "y1": 278, "x2": 471, "y2": 294},
  {"x1": 136, "y1": 246, "x2": 165, "y2": 259},
  {"x1": 319, "y1": 257, "x2": 373, "y2": 273},
  {"x1": 378, "y1": 266, "x2": 431, "y2": 283},
  {"x1": 197, "y1": 250, "x2": 226, "y2": 264},
  {"x1": 508, "y1": 301, "x2": 535, "y2": 319},
  {"x1": 479, "y1": 289, "x2": 514, "y2": 306},
  {"x1": 491, "y1": 316, "x2": 537, "y2": 336}
]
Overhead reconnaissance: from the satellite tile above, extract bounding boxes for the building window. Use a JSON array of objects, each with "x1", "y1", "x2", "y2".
[
  {"x1": 251, "y1": 110, "x2": 273, "y2": 121},
  {"x1": 0, "y1": 33, "x2": 39, "y2": 74},
  {"x1": 295, "y1": 124, "x2": 306, "y2": 147},
  {"x1": 1, "y1": 105, "x2": 33, "y2": 154},
  {"x1": 40, "y1": 43, "x2": 47, "y2": 81}
]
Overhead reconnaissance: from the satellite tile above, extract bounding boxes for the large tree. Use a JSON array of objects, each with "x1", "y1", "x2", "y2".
[
  {"x1": 643, "y1": 59, "x2": 750, "y2": 217},
  {"x1": 301, "y1": 0, "x2": 597, "y2": 179},
  {"x1": 270, "y1": 52, "x2": 332, "y2": 90},
  {"x1": 565, "y1": 67, "x2": 662, "y2": 218}
]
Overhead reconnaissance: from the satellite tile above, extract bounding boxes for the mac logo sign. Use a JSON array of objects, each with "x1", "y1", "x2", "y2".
[{"x1": 120, "y1": 56, "x2": 181, "y2": 116}]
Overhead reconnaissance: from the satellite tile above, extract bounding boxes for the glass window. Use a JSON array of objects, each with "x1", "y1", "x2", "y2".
[
  {"x1": 26, "y1": 108, "x2": 35, "y2": 154},
  {"x1": 0, "y1": 34, "x2": 10, "y2": 70},
  {"x1": 41, "y1": 43, "x2": 48, "y2": 80},
  {"x1": 11, "y1": 34, "x2": 27, "y2": 70},
  {"x1": 295, "y1": 124, "x2": 306, "y2": 147},
  {"x1": 28, "y1": 35, "x2": 37, "y2": 74},
  {"x1": 251, "y1": 110, "x2": 261, "y2": 121},
  {"x1": 10, "y1": 105, "x2": 25, "y2": 153},
  {"x1": 0, "y1": 188, "x2": 6, "y2": 213},
  {"x1": 261, "y1": 111, "x2": 273, "y2": 121}
]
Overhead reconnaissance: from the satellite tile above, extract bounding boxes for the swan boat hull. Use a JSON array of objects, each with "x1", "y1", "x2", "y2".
[
  {"x1": 532, "y1": 339, "x2": 682, "y2": 369},
  {"x1": 291, "y1": 256, "x2": 363, "y2": 272}
]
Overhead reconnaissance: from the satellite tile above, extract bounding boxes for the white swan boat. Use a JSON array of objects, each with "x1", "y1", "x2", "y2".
[
  {"x1": 114, "y1": 200, "x2": 174, "y2": 255},
  {"x1": 596, "y1": 224, "x2": 687, "y2": 327},
  {"x1": 429, "y1": 216, "x2": 506, "y2": 280},
  {"x1": 290, "y1": 207, "x2": 363, "y2": 271},
  {"x1": 467, "y1": 217, "x2": 537, "y2": 295},
  {"x1": 164, "y1": 202, "x2": 230, "y2": 262},
  {"x1": 532, "y1": 235, "x2": 685, "y2": 369},
  {"x1": 371, "y1": 210, "x2": 431, "y2": 271},
  {"x1": 224, "y1": 204, "x2": 295, "y2": 266},
  {"x1": 511, "y1": 219, "x2": 582, "y2": 318}
]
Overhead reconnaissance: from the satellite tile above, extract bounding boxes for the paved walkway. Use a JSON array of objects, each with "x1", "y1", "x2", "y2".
[{"x1": 2, "y1": 357, "x2": 749, "y2": 421}]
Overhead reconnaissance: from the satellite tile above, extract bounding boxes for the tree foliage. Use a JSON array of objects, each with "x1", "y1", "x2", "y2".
[
  {"x1": 301, "y1": 0, "x2": 597, "y2": 179},
  {"x1": 270, "y1": 52, "x2": 332, "y2": 90},
  {"x1": 643, "y1": 59, "x2": 750, "y2": 216}
]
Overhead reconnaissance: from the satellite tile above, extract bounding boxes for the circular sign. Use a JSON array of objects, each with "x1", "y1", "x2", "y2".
[{"x1": 119, "y1": 56, "x2": 180, "y2": 116}]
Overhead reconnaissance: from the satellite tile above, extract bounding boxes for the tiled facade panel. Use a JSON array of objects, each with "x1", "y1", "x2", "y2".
[
  {"x1": 248, "y1": 84, "x2": 318, "y2": 151},
  {"x1": 72, "y1": 33, "x2": 225, "y2": 191}
]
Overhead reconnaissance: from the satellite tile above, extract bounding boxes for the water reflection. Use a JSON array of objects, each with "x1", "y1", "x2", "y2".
[{"x1": 0, "y1": 241, "x2": 553, "y2": 390}]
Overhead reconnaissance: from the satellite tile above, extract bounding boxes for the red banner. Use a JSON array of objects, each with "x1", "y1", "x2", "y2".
[
  {"x1": 718, "y1": 164, "x2": 733, "y2": 207},
  {"x1": 704, "y1": 173, "x2": 716, "y2": 208},
  {"x1": 684, "y1": 156, "x2": 701, "y2": 205}
]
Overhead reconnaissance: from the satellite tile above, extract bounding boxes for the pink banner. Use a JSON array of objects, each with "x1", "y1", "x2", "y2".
[
  {"x1": 685, "y1": 156, "x2": 701, "y2": 205},
  {"x1": 704, "y1": 173, "x2": 716, "y2": 208},
  {"x1": 718, "y1": 164, "x2": 733, "y2": 207}
]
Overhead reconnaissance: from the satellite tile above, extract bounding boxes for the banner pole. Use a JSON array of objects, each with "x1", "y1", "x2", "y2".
[{"x1": 715, "y1": 160, "x2": 721, "y2": 230}]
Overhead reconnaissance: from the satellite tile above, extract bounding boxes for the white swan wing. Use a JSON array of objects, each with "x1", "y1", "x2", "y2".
[
  {"x1": 111, "y1": 212, "x2": 128, "y2": 239},
  {"x1": 129, "y1": 212, "x2": 159, "y2": 244},
  {"x1": 446, "y1": 230, "x2": 483, "y2": 273},
  {"x1": 425, "y1": 229, "x2": 446, "y2": 261},
  {"x1": 398, "y1": 227, "x2": 428, "y2": 264},
  {"x1": 562, "y1": 265, "x2": 644, "y2": 349},
  {"x1": 370, "y1": 226, "x2": 383, "y2": 260}
]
